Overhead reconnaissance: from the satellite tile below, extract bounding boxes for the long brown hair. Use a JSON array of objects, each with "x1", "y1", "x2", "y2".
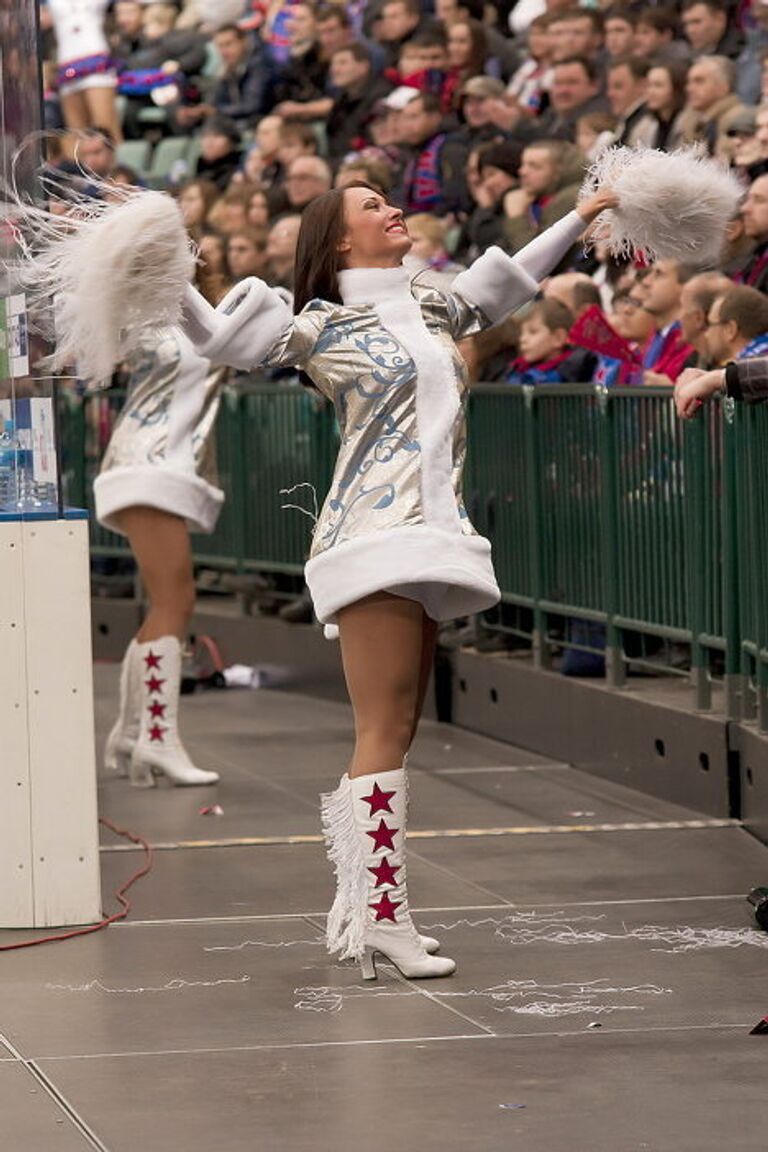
[{"x1": 292, "y1": 181, "x2": 387, "y2": 314}]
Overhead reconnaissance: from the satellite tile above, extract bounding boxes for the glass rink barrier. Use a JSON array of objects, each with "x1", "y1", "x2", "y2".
[
  {"x1": 60, "y1": 378, "x2": 768, "y2": 732},
  {"x1": 0, "y1": 1, "x2": 101, "y2": 929}
]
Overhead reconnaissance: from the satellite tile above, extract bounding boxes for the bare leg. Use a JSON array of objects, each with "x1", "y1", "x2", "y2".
[
  {"x1": 84, "y1": 86, "x2": 123, "y2": 142},
  {"x1": 60, "y1": 90, "x2": 90, "y2": 138},
  {"x1": 338, "y1": 592, "x2": 427, "y2": 779},
  {"x1": 409, "y1": 615, "x2": 438, "y2": 748},
  {"x1": 115, "y1": 506, "x2": 195, "y2": 642}
]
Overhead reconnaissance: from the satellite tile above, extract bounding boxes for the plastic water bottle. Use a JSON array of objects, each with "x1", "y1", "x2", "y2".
[{"x1": 0, "y1": 419, "x2": 18, "y2": 510}]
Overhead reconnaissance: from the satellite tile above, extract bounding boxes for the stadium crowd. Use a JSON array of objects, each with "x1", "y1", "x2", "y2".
[{"x1": 40, "y1": 0, "x2": 768, "y2": 389}]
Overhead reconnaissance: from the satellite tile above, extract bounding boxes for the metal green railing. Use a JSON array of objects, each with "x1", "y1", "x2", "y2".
[{"x1": 57, "y1": 380, "x2": 768, "y2": 729}]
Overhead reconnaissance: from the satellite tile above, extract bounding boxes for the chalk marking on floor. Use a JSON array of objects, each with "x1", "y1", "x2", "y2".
[{"x1": 98, "y1": 817, "x2": 739, "y2": 854}]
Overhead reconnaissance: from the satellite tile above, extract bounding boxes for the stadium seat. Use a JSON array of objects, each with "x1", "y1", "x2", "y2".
[{"x1": 115, "y1": 138, "x2": 151, "y2": 176}]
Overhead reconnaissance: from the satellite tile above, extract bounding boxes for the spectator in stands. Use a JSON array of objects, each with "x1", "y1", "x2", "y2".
[
  {"x1": 503, "y1": 140, "x2": 585, "y2": 270},
  {"x1": 454, "y1": 76, "x2": 507, "y2": 147},
  {"x1": 264, "y1": 213, "x2": 302, "y2": 289},
  {"x1": 277, "y1": 122, "x2": 319, "y2": 171},
  {"x1": 436, "y1": 0, "x2": 516, "y2": 73},
  {"x1": 604, "y1": 8, "x2": 637, "y2": 62},
  {"x1": 177, "y1": 176, "x2": 219, "y2": 235},
  {"x1": 645, "y1": 60, "x2": 689, "y2": 151},
  {"x1": 612, "y1": 287, "x2": 656, "y2": 355},
  {"x1": 544, "y1": 272, "x2": 602, "y2": 319},
  {"x1": 176, "y1": 24, "x2": 269, "y2": 132},
  {"x1": 548, "y1": 10, "x2": 605, "y2": 65},
  {"x1": 197, "y1": 228, "x2": 232, "y2": 303},
  {"x1": 678, "y1": 270, "x2": 733, "y2": 366},
  {"x1": 326, "y1": 44, "x2": 394, "y2": 160},
  {"x1": 676, "y1": 350, "x2": 768, "y2": 413},
  {"x1": 209, "y1": 184, "x2": 259, "y2": 234},
  {"x1": 255, "y1": 114, "x2": 286, "y2": 188},
  {"x1": 395, "y1": 91, "x2": 457, "y2": 215},
  {"x1": 73, "y1": 127, "x2": 118, "y2": 180},
  {"x1": 576, "y1": 111, "x2": 619, "y2": 161},
  {"x1": 118, "y1": 2, "x2": 207, "y2": 138},
  {"x1": 284, "y1": 155, "x2": 333, "y2": 211},
  {"x1": 226, "y1": 227, "x2": 270, "y2": 281},
  {"x1": 732, "y1": 104, "x2": 768, "y2": 180},
  {"x1": 376, "y1": 0, "x2": 425, "y2": 67},
  {"x1": 270, "y1": 2, "x2": 331, "y2": 111},
  {"x1": 679, "y1": 56, "x2": 747, "y2": 159},
  {"x1": 502, "y1": 13, "x2": 554, "y2": 124},
  {"x1": 403, "y1": 213, "x2": 465, "y2": 288},
  {"x1": 506, "y1": 299, "x2": 596, "y2": 384},
  {"x1": 247, "y1": 188, "x2": 273, "y2": 229},
  {"x1": 634, "y1": 7, "x2": 691, "y2": 67},
  {"x1": 111, "y1": 0, "x2": 144, "y2": 63},
  {"x1": 335, "y1": 154, "x2": 395, "y2": 194},
  {"x1": 446, "y1": 19, "x2": 488, "y2": 94},
  {"x1": 518, "y1": 56, "x2": 608, "y2": 143},
  {"x1": 195, "y1": 116, "x2": 243, "y2": 190},
  {"x1": 640, "y1": 260, "x2": 696, "y2": 383},
  {"x1": 461, "y1": 140, "x2": 522, "y2": 256},
  {"x1": 734, "y1": 173, "x2": 768, "y2": 291},
  {"x1": 680, "y1": 0, "x2": 741, "y2": 60},
  {"x1": 606, "y1": 56, "x2": 656, "y2": 148},
  {"x1": 706, "y1": 285, "x2": 768, "y2": 364}
]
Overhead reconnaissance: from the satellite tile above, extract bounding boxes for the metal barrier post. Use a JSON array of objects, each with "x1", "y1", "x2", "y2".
[{"x1": 597, "y1": 387, "x2": 624, "y2": 687}]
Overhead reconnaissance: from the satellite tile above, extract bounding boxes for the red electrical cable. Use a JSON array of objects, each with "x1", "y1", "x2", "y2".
[{"x1": 0, "y1": 817, "x2": 153, "y2": 952}]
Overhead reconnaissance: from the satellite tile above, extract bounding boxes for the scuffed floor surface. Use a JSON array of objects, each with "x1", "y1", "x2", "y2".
[{"x1": 1, "y1": 663, "x2": 767, "y2": 1151}]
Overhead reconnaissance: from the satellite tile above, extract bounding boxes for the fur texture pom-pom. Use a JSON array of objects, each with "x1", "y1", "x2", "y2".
[
  {"x1": 5, "y1": 184, "x2": 195, "y2": 386},
  {"x1": 580, "y1": 146, "x2": 742, "y2": 265}
]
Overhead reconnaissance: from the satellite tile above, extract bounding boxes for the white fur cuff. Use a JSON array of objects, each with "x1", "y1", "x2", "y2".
[
  {"x1": 181, "y1": 280, "x2": 292, "y2": 370},
  {"x1": 94, "y1": 466, "x2": 224, "y2": 535}
]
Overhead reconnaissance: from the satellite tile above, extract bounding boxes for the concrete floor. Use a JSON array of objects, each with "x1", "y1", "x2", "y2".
[{"x1": 1, "y1": 662, "x2": 768, "y2": 1151}]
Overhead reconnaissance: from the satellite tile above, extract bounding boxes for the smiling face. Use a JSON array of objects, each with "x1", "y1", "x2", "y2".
[{"x1": 338, "y1": 186, "x2": 412, "y2": 269}]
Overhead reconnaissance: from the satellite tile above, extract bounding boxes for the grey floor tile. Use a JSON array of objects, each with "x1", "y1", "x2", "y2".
[
  {"x1": 1, "y1": 918, "x2": 482, "y2": 1060},
  {"x1": 97, "y1": 841, "x2": 506, "y2": 922},
  {"x1": 0, "y1": 1062, "x2": 94, "y2": 1151},
  {"x1": 412, "y1": 825, "x2": 766, "y2": 905},
  {"x1": 37, "y1": 1029, "x2": 766, "y2": 1152}
]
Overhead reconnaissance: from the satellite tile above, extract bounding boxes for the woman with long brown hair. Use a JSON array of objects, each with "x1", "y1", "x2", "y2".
[{"x1": 179, "y1": 179, "x2": 617, "y2": 979}]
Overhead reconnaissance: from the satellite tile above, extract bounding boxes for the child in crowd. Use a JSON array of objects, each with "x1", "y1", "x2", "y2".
[
  {"x1": 576, "y1": 111, "x2": 618, "y2": 162},
  {"x1": 506, "y1": 299, "x2": 596, "y2": 384}
]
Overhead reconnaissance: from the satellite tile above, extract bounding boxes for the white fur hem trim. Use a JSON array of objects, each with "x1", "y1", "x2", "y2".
[
  {"x1": 305, "y1": 526, "x2": 500, "y2": 624},
  {"x1": 94, "y1": 466, "x2": 224, "y2": 535}
]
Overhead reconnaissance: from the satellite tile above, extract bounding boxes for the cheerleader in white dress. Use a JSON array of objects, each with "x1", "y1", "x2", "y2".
[{"x1": 46, "y1": 0, "x2": 122, "y2": 142}]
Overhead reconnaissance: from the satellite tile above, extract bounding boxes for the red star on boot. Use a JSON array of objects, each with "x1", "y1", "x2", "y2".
[
  {"x1": 145, "y1": 676, "x2": 165, "y2": 694},
  {"x1": 367, "y1": 819, "x2": 397, "y2": 853},
  {"x1": 148, "y1": 724, "x2": 166, "y2": 743},
  {"x1": 148, "y1": 700, "x2": 167, "y2": 719},
  {"x1": 368, "y1": 857, "x2": 401, "y2": 888},
  {"x1": 360, "y1": 781, "x2": 396, "y2": 815},
  {"x1": 144, "y1": 650, "x2": 162, "y2": 670},
  {"x1": 370, "y1": 892, "x2": 401, "y2": 923}
]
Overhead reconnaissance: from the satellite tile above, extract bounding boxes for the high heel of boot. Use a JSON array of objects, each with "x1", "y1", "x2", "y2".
[
  {"x1": 128, "y1": 751, "x2": 157, "y2": 789},
  {"x1": 104, "y1": 725, "x2": 133, "y2": 778},
  {"x1": 360, "y1": 947, "x2": 377, "y2": 981}
]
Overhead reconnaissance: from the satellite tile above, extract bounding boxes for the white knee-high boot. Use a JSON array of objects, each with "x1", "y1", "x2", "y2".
[
  {"x1": 104, "y1": 639, "x2": 141, "y2": 777},
  {"x1": 129, "y1": 636, "x2": 220, "y2": 788},
  {"x1": 321, "y1": 768, "x2": 455, "y2": 979}
]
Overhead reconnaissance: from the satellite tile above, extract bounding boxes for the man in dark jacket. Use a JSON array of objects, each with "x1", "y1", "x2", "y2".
[
  {"x1": 195, "y1": 116, "x2": 242, "y2": 190},
  {"x1": 326, "y1": 43, "x2": 393, "y2": 160},
  {"x1": 176, "y1": 25, "x2": 270, "y2": 132}
]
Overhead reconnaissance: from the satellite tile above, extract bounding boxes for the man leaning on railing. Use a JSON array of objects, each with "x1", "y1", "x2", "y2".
[{"x1": 675, "y1": 357, "x2": 768, "y2": 417}]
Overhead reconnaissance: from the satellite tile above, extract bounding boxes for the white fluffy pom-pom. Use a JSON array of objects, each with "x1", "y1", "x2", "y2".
[
  {"x1": 5, "y1": 185, "x2": 195, "y2": 386},
  {"x1": 580, "y1": 145, "x2": 742, "y2": 266}
]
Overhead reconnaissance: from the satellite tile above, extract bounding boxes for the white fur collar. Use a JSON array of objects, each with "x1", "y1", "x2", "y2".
[{"x1": 338, "y1": 265, "x2": 412, "y2": 307}]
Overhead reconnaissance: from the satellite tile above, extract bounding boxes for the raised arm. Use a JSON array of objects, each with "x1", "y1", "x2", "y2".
[{"x1": 450, "y1": 189, "x2": 617, "y2": 326}]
